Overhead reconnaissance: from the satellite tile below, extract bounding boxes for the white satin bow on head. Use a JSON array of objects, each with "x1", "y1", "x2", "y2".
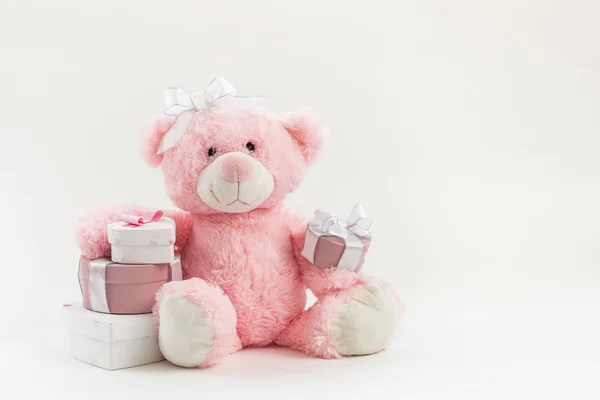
[
  {"x1": 163, "y1": 77, "x2": 238, "y2": 118},
  {"x1": 157, "y1": 77, "x2": 263, "y2": 154}
]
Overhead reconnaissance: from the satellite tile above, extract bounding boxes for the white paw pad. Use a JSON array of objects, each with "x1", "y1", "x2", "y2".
[
  {"x1": 332, "y1": 284, "x2": 400, "y2": 356},
  {"x1": 158, "y1": 294, "x2": 215, "y2": 368}
]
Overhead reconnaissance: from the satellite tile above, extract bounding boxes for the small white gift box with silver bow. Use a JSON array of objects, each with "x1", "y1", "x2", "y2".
[{"x1": 301, "y1": 204, "x2": 373, "y2": 272}]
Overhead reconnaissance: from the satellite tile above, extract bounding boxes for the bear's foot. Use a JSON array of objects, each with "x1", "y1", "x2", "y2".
[
  {"x1": 331, "y1": 283, "x2": 399, "y2": 356},
  {"x1": 276, "y1": 283, "x2": 402, "y2": 358},
  {"x1": 155, "y1": 278, "x2": 241, "y2": 368}
]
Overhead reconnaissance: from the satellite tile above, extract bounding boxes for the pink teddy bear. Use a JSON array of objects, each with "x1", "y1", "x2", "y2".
[{"x1": 76, "y1": 81, "x2": 402, "y2": 368}]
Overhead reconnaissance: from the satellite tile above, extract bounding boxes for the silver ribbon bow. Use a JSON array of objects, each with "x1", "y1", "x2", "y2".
[
  {"x1": 157, "y1": 77, "x2": 238, "y2": 154},
  {"x1": 301, "y1": 204, "x2": 373, "y2": 271}
]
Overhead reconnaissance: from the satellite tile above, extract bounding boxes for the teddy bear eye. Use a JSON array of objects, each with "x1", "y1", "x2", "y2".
[
  {"x1": 207, "y1": 147, "x2": 217, "y2": 157},
  {"x1": 246, "y1": 141, "x2": 255, "y2": 152}
]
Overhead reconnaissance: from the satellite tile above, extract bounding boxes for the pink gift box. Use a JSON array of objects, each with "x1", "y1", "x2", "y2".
[
  {"x1": 301, "y1": 205, "x2": 373, "y2": 272},
  {"x1": 78, "y1": 256, "x2": 182, "y2": 315},
  {"x1": 309, "y1": 235, "x2": 371, "y2": 271}
]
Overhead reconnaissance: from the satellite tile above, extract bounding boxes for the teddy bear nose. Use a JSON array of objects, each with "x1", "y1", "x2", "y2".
[{"x1": 220, "y1": 153, "x2": 254, "y2": 183}]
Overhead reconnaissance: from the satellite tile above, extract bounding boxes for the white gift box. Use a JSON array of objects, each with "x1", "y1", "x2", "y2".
[
  {"x1": 66, "y1": 304, "x2": 164, "y2": 370},
  {"x1": 107, "y1": 216, "x2": 175, "y2": 264}
]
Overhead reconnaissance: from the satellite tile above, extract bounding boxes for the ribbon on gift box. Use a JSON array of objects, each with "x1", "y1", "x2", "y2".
[
  {"x1": 87, "y1": 259, "x2": 112, "y2": 313},
  {"x1": 301, "y1": 204, "x2": 373, "y2": 271},
  {"x1": 119, "y1": 209, "x2": 163, "y2": 226}
]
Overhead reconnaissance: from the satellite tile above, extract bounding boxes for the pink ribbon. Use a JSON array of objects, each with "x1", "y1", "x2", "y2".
[{"x1": 120, "y1": 209, "x2": 163, "y2": 226}]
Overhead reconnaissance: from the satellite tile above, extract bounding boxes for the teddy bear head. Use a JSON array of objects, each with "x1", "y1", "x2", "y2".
[{"x1": 141, "y1": 105, "x2": 325, "y2": 214}]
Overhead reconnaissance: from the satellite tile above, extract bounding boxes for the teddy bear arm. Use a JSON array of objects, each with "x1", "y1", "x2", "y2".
[
  {"x1": 290, "y1": 227, "x2": 368, "y2": 298},
  {"x1": 161, "y1": 209, "x2": 192, "y2": 254}
]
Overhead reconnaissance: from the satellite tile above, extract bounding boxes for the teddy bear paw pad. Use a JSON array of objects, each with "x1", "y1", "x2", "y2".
[
  {"x1": 331, "y1": 284, "x2": 399, "y2": 356},
  {"x1": 158, "y1": 293, "x2": 215, "y2": 368}
]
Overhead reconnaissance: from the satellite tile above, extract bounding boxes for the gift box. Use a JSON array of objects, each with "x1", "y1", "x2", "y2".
[
  {"x1": 301, "y1": 204, "x2": 372, "y2": 272},
  {"x1": 107, "y1": 210, "x2": 175, "y2": 264},
  {"x1": 66, "y1": 303, "x2": 164, "y2": 370},
  {"x1": 78, "y1": 256, "x2": 182, "y2": 314}
]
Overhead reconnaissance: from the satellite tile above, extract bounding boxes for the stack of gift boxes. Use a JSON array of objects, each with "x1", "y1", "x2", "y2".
[{"x1": 66, "y1": 211, "x2": 183, "y2": 370}]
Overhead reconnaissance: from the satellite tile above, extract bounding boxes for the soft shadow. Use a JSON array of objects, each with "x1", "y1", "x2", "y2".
[{"x1": 122, "y1": 345, "x2": 363, "y2": 377}]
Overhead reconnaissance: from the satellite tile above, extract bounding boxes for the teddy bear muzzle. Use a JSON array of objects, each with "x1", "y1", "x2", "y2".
[
  {"x1": 196, "y1": 151, "x2": 275, "y2": 213},
  {"x1": 219, "y1": 154, "x2": 254, "y2": 183}
]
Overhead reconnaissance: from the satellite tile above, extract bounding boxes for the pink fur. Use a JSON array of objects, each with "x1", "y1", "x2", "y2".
[
  {"x1": 76, "y1": 104, "x2": 399, "y2": 367},
  {"x1": 276, "y1": 286, "x2": 364, "y2": 359},
  {"x1": 148, "y1": 107, "x2": 313, "y2": 214},
  {"x1": 281, "y1": 108, "x2": 327, "y2": 165},
  {"x1": 154, "y1": 278, "x2": 242, "y2": 367},
  {"x1": 183, "y1": 208, "x2": 308, "y2": 347},
  {"x1": 140, "y1": 116, "x2": 176, "y2": 167},
  {"x1": 277, "y1": 282, "x2": 404, "y2": 358}
]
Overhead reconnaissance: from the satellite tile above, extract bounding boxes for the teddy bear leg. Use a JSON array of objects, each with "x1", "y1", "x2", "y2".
[
  {"x1": 276, "y1": 282, "x2": 402, "y2": 359},
  {"x1": 154, "y1": 278, "x2": 242, "y2": 368}
]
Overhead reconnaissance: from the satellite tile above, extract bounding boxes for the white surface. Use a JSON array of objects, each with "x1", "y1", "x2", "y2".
[
  {"x1": 67, "y1": 304, "x2": 164, "y2": 370},
  {"x1": 1, "y1": 0, "x2": 600, "y2": 398},
  {"x1": 2, "y1": 292, "x2": 599, "y2": 399}
]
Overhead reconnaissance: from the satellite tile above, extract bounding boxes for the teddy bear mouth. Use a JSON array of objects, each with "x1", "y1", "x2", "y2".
[
  {"x1": 209, "y1": 184, "x2": 262, "y2": 207},
  {"x1": 210, "y1": 189, "x2": 252, "y2": 206}
]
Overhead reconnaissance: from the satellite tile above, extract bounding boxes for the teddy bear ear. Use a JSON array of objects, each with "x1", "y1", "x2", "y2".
[
  {"x1": 140, "y1": 115, "x2": 177, "y2": 167},
  {"x1": 281, "y1": 108, "x2": 327, "y2": 165}
]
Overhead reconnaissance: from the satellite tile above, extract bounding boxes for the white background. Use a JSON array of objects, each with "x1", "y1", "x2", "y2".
[{"x1": 1, "y1": 0, "x2": 599, "y2": 398}]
